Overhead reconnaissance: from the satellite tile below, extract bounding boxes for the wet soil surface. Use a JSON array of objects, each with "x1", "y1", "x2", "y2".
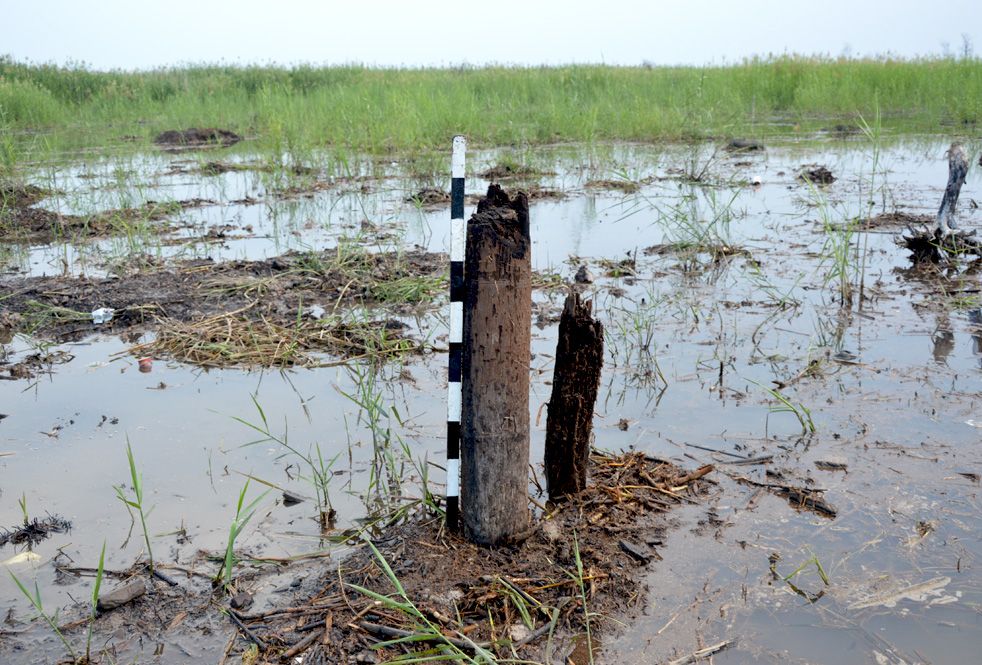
[
  {"x1": 0, "y1": 453, "x2": 710, "y2": 664},
  {"x1": 2, "y1": 140, "x2": 982, "y2": 665}
]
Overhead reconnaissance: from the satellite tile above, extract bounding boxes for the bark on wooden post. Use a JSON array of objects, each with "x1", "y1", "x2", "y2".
[
  {"x1": 462, "y1": 184, "x2": 531, "y2": 546},
  {"x1": 544, "y1": 292, "x2": 604, "y2": 500}
]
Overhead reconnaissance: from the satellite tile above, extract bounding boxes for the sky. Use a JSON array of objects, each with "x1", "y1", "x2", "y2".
[{"x1": 4, "y1": 0, "x2": 982, "y2": 70}]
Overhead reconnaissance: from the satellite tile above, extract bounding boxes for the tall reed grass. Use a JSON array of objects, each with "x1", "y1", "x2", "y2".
[{"x1": 1, "y1": 56, "x2": 980, "y2": 159}]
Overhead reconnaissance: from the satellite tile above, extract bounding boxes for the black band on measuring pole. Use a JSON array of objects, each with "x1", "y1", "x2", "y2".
[
  {"x1": 451, "y1": 177, "x2": 464, "y2": 220},
  {"x1": 450, "y1": 261, "x2": 465, "y2": 302}
]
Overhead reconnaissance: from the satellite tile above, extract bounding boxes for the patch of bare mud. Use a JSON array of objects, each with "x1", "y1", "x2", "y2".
[
  {"x1": 0, "y1": 198, "x2": 215, "y2": 243},
  {"x1": 465, "y1": 185, "x2": 564, "y2": 205},
  {"x1": 0, "y1": 249, "x2": 446, "y2": 371},
  {"x1": 584, "y1": 179, "x2": 641, "y2": 193},
  {"x1": 865, "y1": 211, "x2": 933, "y2": 229}
]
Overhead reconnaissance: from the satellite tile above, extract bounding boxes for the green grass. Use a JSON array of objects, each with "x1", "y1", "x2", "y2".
[
  {"x1": 7, "y1": 570, "x2": 80, "y2": 663},
  {"x1": 214, "y1": 480, "x2": 269, "y2": 591},
  {"x1": 1, "y1": 56, "x2": 981, "y2": 162},
  {"x1": 114, "y1": 438, "x2": 155, "y2": 573}
]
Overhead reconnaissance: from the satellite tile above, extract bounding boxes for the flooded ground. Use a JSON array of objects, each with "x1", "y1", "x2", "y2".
[{"x1": 1, "y1": 136, "x2": 981, "y2": 663}]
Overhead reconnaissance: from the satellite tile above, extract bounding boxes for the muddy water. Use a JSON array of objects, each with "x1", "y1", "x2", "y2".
[{"x1": 2, "y1": 138, "x2": 981, "y2": 663}]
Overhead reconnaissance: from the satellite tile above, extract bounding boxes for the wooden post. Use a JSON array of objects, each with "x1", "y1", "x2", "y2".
[
  {"x1": 461, "y1": 184, "x2": 531, "y2": 545},
  {"x1": 544, "y1": 292, "x2": 604, "y2": 500}
]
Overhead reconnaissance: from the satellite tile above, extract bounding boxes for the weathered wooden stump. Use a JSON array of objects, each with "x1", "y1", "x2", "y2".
[
  {"x1": 901, "y1": 143, "x2": 982, "y2": 262},
  {"x1": 461, "y1": 184, "x2": 532, "y2": 545},
  {"x1": 544, "y1": 292, "x2": 604, "y2": 500}
]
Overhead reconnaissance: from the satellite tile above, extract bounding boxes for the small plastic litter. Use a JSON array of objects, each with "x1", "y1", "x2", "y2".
[
  {"x1": 138, "y1": 357, "x2": 153, "y2": 373},
  {"x1": 304, "y1": 304, "x2": 326, "y2": 320},
  {"x1": 2, "y1": 550, "x2": 41, "y2": 566},
  {"x1": 91, "y1": 307, "x2": 115, "y2": 325}
]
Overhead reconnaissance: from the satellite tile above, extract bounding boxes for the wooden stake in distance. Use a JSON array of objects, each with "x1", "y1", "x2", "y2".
[
  {"x1": 544, "y1": 292, "x2": 604, "y2": 500},
  {"x1": 461, "y1": 184, "x2": 531, "y2": 546}
]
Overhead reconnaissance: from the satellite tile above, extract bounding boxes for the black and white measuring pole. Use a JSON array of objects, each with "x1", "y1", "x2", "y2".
[{"x1": 447, "y1": 135, "x2": 465, "y2": 531}]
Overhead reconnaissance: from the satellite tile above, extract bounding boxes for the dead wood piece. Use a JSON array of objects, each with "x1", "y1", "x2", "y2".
[
  {"x1": 667, "y1": 639, "x2": 735, "y2": 665},
  {"x1": 724, "y1": 455, "x2": 773, "y2": 466},
  {"x1": 902, "y1": 143, "x2": 979, "y2": 262},
  {"x1": 618, "y1": 540, "x2": 653, "y2": 563},
  {"x1": 228, "y1": 609, "x2": 267, "y2": 650},
  {"x1": 97, "y1": 579, "x2": 146, "y2": 613},
  {"x1": 462, "y1": 184, "x2": 532, "y2": 545},
  {"x1": 670, "y1": 464, "x2": 714, "y2": 486},
  {"x1": 778, "y1": 487, "x2": 837, "y2": 518},
  {"x1": 282, "y1": 627, "x2": 325, "y2": 659},
  {"x1": 357, "y1": 621, "x2": 490, "y2": 651},
  {"x1": 545, "y1": 292, "x2": 604, "y2": 500},
  {"x1": 152, "y1": 568, "x2": 179, "y2": 586},
  {"x1": 733, "y1": 476, "x2": 837, "y2": 518}
]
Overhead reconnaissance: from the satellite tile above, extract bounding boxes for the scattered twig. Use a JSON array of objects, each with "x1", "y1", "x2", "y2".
[{"x1": 666, "y1": 639, "x2": 734, "y2": 665}]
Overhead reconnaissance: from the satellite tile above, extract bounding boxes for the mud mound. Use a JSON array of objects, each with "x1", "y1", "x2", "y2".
[
  {"x1": 725, "y1": 138, "x2": 764, "y2": 152},
  {"x1": 0, "y1": 198, "x2": 213, "y2": 244},
  {"x1": 0, "y1": 182, "x2": 49, "y2": 207},
  {"x1": 865, "y1": 211, "x2": 933, "y2": 228},
  {"x1": 585, "y1": 179, "x2": 641, "y2": 193},
  {"x1": 406, "y1": 187, "x2": 450, "y2": 207},
  {"x1": 479, "y1": 163, "x2": 542, "y2": 179},
  {"x1": 222, "y1": 452, "x2": 713, "y2": 663},
  {"x1": 20, "y1": 453, "x2": 710, "y2": 664},
  {"x1": 153, "y1": 127, "x2": 241, "y2": 148},
  {"x1": 799, "y1": 165, "x2": 836, "y2": 185}
]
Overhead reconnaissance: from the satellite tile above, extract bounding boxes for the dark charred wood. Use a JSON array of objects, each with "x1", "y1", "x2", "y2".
[{"x1": 544, "y1": 293, "x2": 604, "y2": 501}]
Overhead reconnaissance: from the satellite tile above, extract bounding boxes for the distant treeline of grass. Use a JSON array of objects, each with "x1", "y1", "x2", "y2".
[{"x1": 1, "y1": 55, "x2": 981, "y2": 158}]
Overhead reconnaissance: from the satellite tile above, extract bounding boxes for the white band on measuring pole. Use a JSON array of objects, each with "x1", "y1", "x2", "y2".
[
  {"x1": 450, "y1": 301, "x2": 463, "y2": 344},
  {"x1": 450, "y1": 217, "x2": 465, "y2": 262},
  {"x1": 452, "y1": 136, "x2": 466, "y2": 179},
  {"x1": 446, "y1": 458, "x2": 460, "y2": 497},
  {"x1": 447, "y1": 382, "x2": 462, "y2": 422}
]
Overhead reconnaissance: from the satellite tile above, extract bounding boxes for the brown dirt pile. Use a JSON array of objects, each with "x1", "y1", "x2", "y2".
[{"x1": 153, "y1": 128, "x2": 242, "y2": 148}]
